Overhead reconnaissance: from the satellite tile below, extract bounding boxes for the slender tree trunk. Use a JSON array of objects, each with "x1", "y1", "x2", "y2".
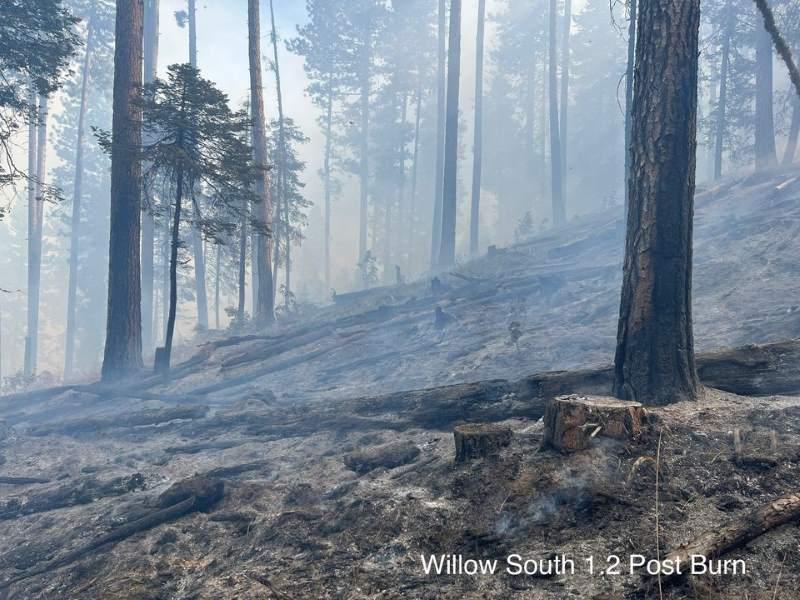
[
  {"x1": 247, "y1": 0, "x2": 275, "y2": 324},
  {"x1": 323, "y1": 87, "x2": 333, "y2": 293},
  {"x1": 215, "y1": 243, "x2": 221, "y2": 329},
  {"x1": 24, "y1": 89, "x2": 37, "y2": 377},
  {"x1": 395, "y1": 91, "x2": 409, "y2": 271},
  {"x1": 559, "y1": 0, "x2": 571, "y2": 200},
  {"x1": 548, "y1": 0, "x2": 565, "y2": 227},
  {"x1": 784, "y1": 98, "x2": 800, "y2": 165},
  {"x1": 237, "y1": 201, "x2": 248, "y2": 321},
  {"x1": 65, "y1": 19, "x2": 95, "y2": 379},
  {"x1": 754, "y1": 25, "x2": 777, "y2": 169},
  {"x1": 624, "y1": 0, "x2": 636, "y2": 206},
  {"x1": 714, "y1": 2, "x2": 731, "y2": 181},
  {"x1": 141, "y1": 0, "x2": 159, "y2": 356},
  {"x1": 469, "y1": 0, "x2": 486, "y2": 258},
  {"x1": 102, "y1": 0, "x2": 144, "y2": 381},
  {"x1": 613, "y1": 0, "x2": 701, "y2": 406},
  {"x1": 158, "y1": 169, "x2": 183, "y2": 372},
  {"x1": 160, "y1": 205, "x2": 169, "y2": 343},
  {"x1": 358, "y1": 43, "x2": 372, "y2": 284},
  {"x1": 437, "y1": 0, "x2": 462, "y2": 268},
  {"x1": 430, "y1": 0, "x2": 446, "y2": 267},
  {"x1": 269, "y1": 0, "x2": 290, "y2": 309},
  {"x1": 25, "y1": 95, "x2": 47, "y2": 378},
  {"x1": 408, "y1": 81, "x2": 422, "y2": 273}
]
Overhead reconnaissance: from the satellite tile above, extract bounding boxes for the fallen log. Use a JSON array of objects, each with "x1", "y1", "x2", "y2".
[
  {"x1": 0, "y1": 477, "x2": 224, "y2": 592},
  {"x1": 27, "y1": 405, "x2": 209, "y2": 436},
  {"x1": 661, "y1": 490, "x2": 800, "y2": 579},
  {"x1": 220, "y1": 326, "x2": 335, "y2": 370}
]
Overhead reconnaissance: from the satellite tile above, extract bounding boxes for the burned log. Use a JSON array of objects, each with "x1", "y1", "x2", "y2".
[
  {"x1": 27, "y1": 405, "x2": 208, "y2": 436},
  {"x1": 453, "y1": 423, "x2": 512, "y2": 461},
  {"x1": 542, "y1": 395, "x2": 645, "y2": 452},
  {"x1": 343, "y1": 441, "x2": 420, "y2": 474},
  {"x1": 661, "y1": 490, "x2": 800, "y2": 579}
]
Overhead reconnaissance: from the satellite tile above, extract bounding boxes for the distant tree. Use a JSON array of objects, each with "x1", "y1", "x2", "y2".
[
  {"x1": 247, "y1": 0, "x2": 276, "y2": 324},
  {"x1": 430, "y1": 0, "x2": 447, "y2": 266},
  {"x1": 101, "y1": 0, "x2": 144, "y2": 381},
  {"x1": 436, "y1": 0, "x2": 462, "y2": 268},
  {"x1": 548, "y1": 0, "x2": 565, "y2": 227},
  {"x1": 469, "y1": 0, "x2": 486, "y2": 257},
  {"x1": 614, "y1": 0, "x2": 701, "y2": 405},
  {"x1": 0, "y1": 0, "x2": 80, "y2": 194}
]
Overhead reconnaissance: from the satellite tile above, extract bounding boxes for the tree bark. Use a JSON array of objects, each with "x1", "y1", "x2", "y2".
[
  {"x1": 548, "y1": 0, "x2": 565, "y2": 227},
  {"x1": 623, "y1": 0, "x2": 636, "y2": 206},
  {"x1": 784, "y1": 98, "x2": 800, "y2": 165},
  {"x1": 714, "y1": 1, "x2": 731, "y2": 181},
  {"x1": 430, "y1": 0, "x2": 446, "y2": 267},
  {"x1": 247, "y1": 0, "x2": 275, "y2": 325},
  {"x1": 141, "y1": 0, "x2": 159, "y2": 356},
  {"x1": 237, "y1": 199, "x2": 248, "y2": 322},
  {"x1": 157, "y1": 168, "x2": 183, "y2": 373},
  {"x1": 754, "y1": 25, "x2": 777, "y2": 170},
  {"x1": 437, "y1": 0, "x2": 462, "y2": 268},
  {"x1": 469, "y1": 0, "x2": 486, "y2": 258},
  {"x1": 613, "y1": 0, "x2": 701, "y2": 406},
  {"x1": 24, "y1": 89, "x2": 37, "y2": 377},
  {"x1": 214, "y1": 243, "x2": 220, "y2": 329},
  {"x1": 102, "y1": 0, "x2": 144, "y2": 381},
  {"x1": 25, "y1": 95, "x2": 47, "y2": 378},
  {"x1": 65, "y1": 19, "x2": 96, "y2": 379},
  {"x1": 560, "y1": 0, "x2": 571, "y2": 202}
]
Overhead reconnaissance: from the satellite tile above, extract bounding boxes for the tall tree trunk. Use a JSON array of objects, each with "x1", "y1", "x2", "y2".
[
  {"x1": 102, "y1": 0, "x2": 144, "y2": 381},
  {"x1": 754, "y1": 25, "x2": 777, "y2": 169},
  {"x1": 408, "y1": 81, "x2": 422, "y2": 273},
  {"x1": 395, "y1": 90, "x2": 409, "y2": 272},
  {"x1": 186, "y1": 0, "x2": 208, "y2": 329},
  {"x1": 548, "y1": 0, "x2": 565, "y2": 227},
  {"x1": 65, "y1": 19, "x2": 95, "y2": 379},
  {"x1": 24, "y1": 89, "x2": 37, "y2": 377},
  {"x1": 247, "y1": 0, "x2": 275, "y2": 324},
  {"x1": 25, "y1": 95, "x2": 47, "y2": 377},
  {"x1": 323, "y1": 87, "x2": 333, "y2": 293},
  {"x1": 469, "y1": 0, "x2": 486, "y2": 258},
  {"x1": 559, "y1": 0, "x2": 571, "y2": 201},
  {"x1": 624, "y1": 0, "x2": 636, "y2": 206},
  {"x1": 613, "y1": 0, "x2": 701, "y2": 406},
  {"x1": 160, "y1": 205, "x2": 169, "y2": 343},
  {"x1": 269, "y1": 0, "x2": 290, "y2": 309},
  {"x1": 141, "y1": 0, "x2": 159, "y2": 356},
  {"x1": 713, "y1": 3, "x2": 731, "y2": 180},
  {"x1": 784, "y1": 97, "x2": 800, "y2": 165},
  {"x1": 237, "y1": 201, "x2": 248, "y2": 322},
  {"x1": 430, "y1": 0, "x2": 446, "y2": 267},
  {"x1": 214, "y1": 243, "x2": 221, "y2": 329},
  {"x1": 437, "y1": 0, "x2": 462, "y2": 268},
  {"x1": 358, "y1": 42, "x2": 372, "y2": 285}
]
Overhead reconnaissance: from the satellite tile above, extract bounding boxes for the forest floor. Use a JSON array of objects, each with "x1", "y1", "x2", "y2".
[{"x1": 0, "y1": 166, "x2": 800, "y2": 598}]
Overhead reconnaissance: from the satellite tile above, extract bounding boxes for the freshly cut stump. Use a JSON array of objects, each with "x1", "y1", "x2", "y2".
[
  {"x1": 542, "y1": 395, "x2": 644, "y2": 452},
  {"x1": 453, "y1": 423, "x2": 513, "y2": 462}
]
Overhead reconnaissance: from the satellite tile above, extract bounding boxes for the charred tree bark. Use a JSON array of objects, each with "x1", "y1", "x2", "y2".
[
  {"x1": 65, "y1": 20, "x2": 96, "y2": 380},
  {"x1": 155, "y1": 168, "x2": 183, "y2": 374},
  {"x1": 754, "y1": 26, "x2": 777, "y2": 170},
  {"x1": 613, "y1": 0, "x2": 701, "y2": 406},
  {"x1": 437, "y1": 0, "x2": 462, "y2": 269},
  {"x1": 623, "y1": 0, "x2": 636, "y2": 205},
  {"x1": 102, "y1": 0, "x2": 144, "y2": 381},
  {"x1": 430, "y1": 0, "x2": 447, "y2": 267},
  {"x1": 714, "y1": 0, "x2": 731, "y2": 181},
  {"x1": 141, "y1": 0, "x2": 159, "y2": 356},
  {"x1": 247, "y1": 0, "x2": 275, "y2": 325},
  {"x1": 469, "y1": 0, "x2": 486, "y2": 258},
  {"x1": 454, "y1": 423, "x2": 511, "y2": 462},
  {"x1": 548, "y1": 0, "x2": 565, "y2": 227}
]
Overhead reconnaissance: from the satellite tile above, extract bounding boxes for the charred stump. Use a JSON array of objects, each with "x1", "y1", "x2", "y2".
[
  {"x1": 453, "y1": 423, "x2": 512, "y2": 462},
  {"x1": 542, "y1": 395, "x2": 645, "y2": 452}
]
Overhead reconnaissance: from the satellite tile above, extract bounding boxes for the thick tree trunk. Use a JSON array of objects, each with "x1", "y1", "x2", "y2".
[
  {"x1": 469, "y1": 0, "x2": 486, "y2": 258},
  {"x1": 323, "y1": 87, "x2": 333, "y2": 292},
  {"x1": 247, "y1": 0, "x2": 275, "y2": 325},
  {"x1": 25, "y1": 96, "x2": 48, "y2": 378},
  {"x1": 559, "y1": 0, "x2": 571, "y2": 201},
  {"x1": 624, "y1": 0, "x2": 636, "y2": 206},
  {"x1": 548, "y1": 0, "x2": 565, "y2": 227},
  {"x1": 65, "y1": 20, "x2": 96, "y2": 379},
  {"x1": 754, "y1": 26, "x2": 777, "y2": 170},
  {"x1": 613, "y1": 0, "x2": 701, "y2": 406},
  {"x1": 714, "y1": 2, "x2": 731, "y2": 181},
  {"x1": 437, "y1": 0, "x2": 462, "y2": 268},
  {"x1": 102, "y1": 0, "x2": 144, "y2": 381},
  {"x1": 430, "y1": 0, "x2": 446, "y2": 267},
  {"x1": 141, "y1": 0, "x2": 159, "y2": 356}
]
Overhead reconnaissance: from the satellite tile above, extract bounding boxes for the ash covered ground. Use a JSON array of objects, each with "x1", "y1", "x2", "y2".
[{"x1": 1, "y1": 168, "x2": 800, "y2": 598}]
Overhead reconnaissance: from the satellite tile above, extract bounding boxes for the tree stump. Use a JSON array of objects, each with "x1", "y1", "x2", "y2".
[
  {"x1": 453, "y1": 423, "x2": 512, "y2": 462},
  {"x1": 542, "y1": 395, "x2": 645, "y2": 453}
]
